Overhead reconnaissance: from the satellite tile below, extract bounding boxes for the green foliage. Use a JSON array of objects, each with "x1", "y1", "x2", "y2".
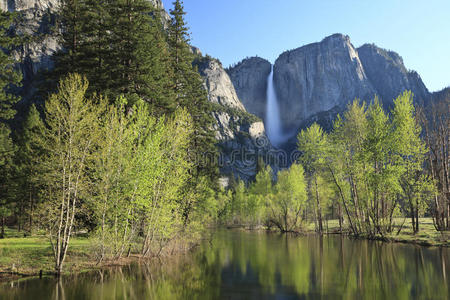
[
  {"x1": 391, "y1": 91, "x2": 432, "y2": 233},
  {"x1": 294, "y1": 93, "x2": 435, "y2": 236},
  {"x1": 269, "y1": 163, "x2": 307, "y2": 232},
  {"x1": 48, "y1": 0, "x2": 174, "y2": 113},
  {"x1": 0, "y1": 12, "x2": 22, "y2": 237},
  {"x1": 168, "y1": 0, "x2": 218, "y2": 185},
  {"x1": 297, "y1": 123, "x2": 328, "y2": 233},
  {"x1": 223, "y1": 92, "x2": 436, "y2": 237},
  {"x1": 16, "y1": 73, "x2": 217, "y2": 268},
  {"x1": 0, "y1": 0, "x2": 223, "y2": 267},
  {"x1": 247, "y1": 165, "x2": 273, "y2": 226},
  {"x1": 0, "y1": 11, "x2": 21, "y2": 120},
  {"x1": 29, "y1": 74, "x2": 103, "y2": 272}
]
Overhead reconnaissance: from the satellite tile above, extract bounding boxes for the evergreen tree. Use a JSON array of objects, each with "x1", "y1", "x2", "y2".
[
  {"x1": 168, "y1": 0, "x2": 218, "y2": 185},
  {"x1": 49, "y1": 0, "x2": 89, "y2": 83},
  {"x1": 49, "y1": 0, "x2": 175, "y2": 111},
  {"x1": 107, "y1": 0, "x2": 174, "y2": 109},
  {"x1": 0, "y1": 11, "x2": 22, "y2": 120},
  {"x1": 15, "y1": 105, "x2": 46, "y2": 233},
  {"x1": 0, "y1": 11, "x2": 22, "y2": 238}
]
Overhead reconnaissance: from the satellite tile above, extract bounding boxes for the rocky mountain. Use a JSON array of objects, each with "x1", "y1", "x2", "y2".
[
  {"x1": 196, "y1": 56, "x2": 245, "y2": 111},
  {"x1": 227, "y1": 57, "x2": 272, "y2": 123},
  {"x1": 274, "y1": 34, "x2": 376, "y2": 132},
  {"x1": 195, "y1": 56, "x2": 275, "y2": 181},
  {"x1": 357, "y1": 43, "x2": 429, "y2": 107},
  {"x1": 231, "y1": 34, "x2": 431, "y2": 143},
  {"x1": 2, "y1": 0, "x2": 59, "y2": 98}
]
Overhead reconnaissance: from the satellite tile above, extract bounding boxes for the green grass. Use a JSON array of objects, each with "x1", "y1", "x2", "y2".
[
  {"x1": 0, "y1": 232, "x2": 92, "y2": 276},
  {"x1": 304, "y1": 217, "x2": 449, "y2": 246}
]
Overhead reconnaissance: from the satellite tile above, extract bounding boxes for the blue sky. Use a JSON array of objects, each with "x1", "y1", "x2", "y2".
[{"x1": 161, "y1": 0, "x2": 449, "y2": 92}]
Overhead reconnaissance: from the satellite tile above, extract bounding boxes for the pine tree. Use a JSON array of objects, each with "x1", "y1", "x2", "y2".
[
  {"x1": 168, "y1": 0, "x2": 218, "y2": 184},
  {"x1": 107, "y1": 0, "x2": 175, "y2": 111},
  {"x1": 49, "y1": 0, "x2": 89, "y2": 82},
  {"x1": 0, "y1": 11, "x2": 22, "y2": 238},
  {"x1": 0, "y1": 11, "x2": 22, "y2": 120},
  {"x1": 14, "y1": 105, "x2": 45, "y2": 233},
  {"x1": 49, "y1": 0, "x2": 175, "y2": 111}
]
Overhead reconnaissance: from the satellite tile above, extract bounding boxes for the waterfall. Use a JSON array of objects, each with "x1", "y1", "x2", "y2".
[{"x1": 266, "y1": 65, "x2": 285, "y2": 147}]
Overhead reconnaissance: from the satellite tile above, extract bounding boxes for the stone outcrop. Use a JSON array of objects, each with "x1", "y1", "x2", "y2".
[
  {"x1": 197, "y1": 56, "x2": 275, "y2": 181},
  {"x1": 273, "y1": 34, "x2": 376, "y2": 132},
  {"x1": 196, "y1": 57, "x2": 245, "y2": 111},
  {"x1": 230, "y1": 34, "x2": 432, "y2": 139},
  {"x1": 227, "y1": 57, "x2": 271, "y2": 122},
  {"x1": 2, "y1": 0, "x2": 60, "y2": 98},
  {"x1": 358, "y1": 43, "x2": 429, "y2": 106}
]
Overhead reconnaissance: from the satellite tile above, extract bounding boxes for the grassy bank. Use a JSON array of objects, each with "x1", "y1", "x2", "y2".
[
  {"x1": 303, "y1": 217, "x2": 449, "y2": 246},
  {"x1": 0, "y1": 229, "x2": 93, "y2": 280}
]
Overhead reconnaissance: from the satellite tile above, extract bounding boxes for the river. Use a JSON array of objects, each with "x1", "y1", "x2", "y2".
[{"x1": 1, "y1": 230, "x2": 449, "y2": 299}]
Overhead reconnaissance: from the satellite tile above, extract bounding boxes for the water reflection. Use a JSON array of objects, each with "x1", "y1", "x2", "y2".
[{"x1": 1, "y1": 230, "x2": 449, "y2": 299}]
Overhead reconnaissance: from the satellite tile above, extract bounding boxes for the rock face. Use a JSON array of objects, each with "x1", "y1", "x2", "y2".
[
  {"x1": 2, "y1": 0, "x2": 60, "y2": 98},
  {"x1": 227, "y1": 57, "x2": 271, "y2": 122},
  {"x1": 358, "y1": 44, "x2": 429, "y2": 106},
  {"x1": 274, "y1": 34, "x2": 376, "y2": 131},
  {"x1": 197, "y1": 56, "x2": 275, "y2": 181},
  {"x1": 230, "y1": 34, "x2": 432, "y2": 138},
  {"x1": 196, "y1": 58, "x2": 245, "y2": 111}
]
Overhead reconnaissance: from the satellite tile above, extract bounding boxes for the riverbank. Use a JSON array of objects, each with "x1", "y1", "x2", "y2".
[
  {"x1": 0, "y1": 218, "x2": 448, "y2": 282},
  {"x1": 236, "y1": 218, "x2": 449, "y2": 247},
  {"x1": 0, "y1": 228, "x2": 200, "y2": 282},
  {"x1": 305, "y1": 218, "x2": 450, "y2": 247}
]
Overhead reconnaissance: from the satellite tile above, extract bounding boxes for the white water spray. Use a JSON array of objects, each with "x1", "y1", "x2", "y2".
[{"x1": 266, "y1": 65, "x2": 285, "y2": 147}]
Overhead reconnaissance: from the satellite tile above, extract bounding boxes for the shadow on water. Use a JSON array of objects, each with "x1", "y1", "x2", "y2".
[{"x1": 1, "y1": 230, "x2": 449, "y2": 299}]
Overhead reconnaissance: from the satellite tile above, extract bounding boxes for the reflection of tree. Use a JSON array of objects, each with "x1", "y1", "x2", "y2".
[{"x1": 3, "y1": 230, "x2": 448, "y2": 299}]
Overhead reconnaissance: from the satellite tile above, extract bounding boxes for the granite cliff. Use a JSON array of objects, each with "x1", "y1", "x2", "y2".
[
  {"x1": 226, "y1": 57, "x2": 272, "y2": 123},
  {"x1": 231, "y1": 34, "x2": 432, "y2": 143},
  {"x1": 195, "y1": 56, "x2": 275, "y2": 181},
  {"x1": 357, "y1": 43, "x2": 429, "y2": 107},
  {"x1": 274, "y1": 34, "x2": 376, "y2": 132},
  {"x1": 1, "y1": 1, "x2": 439, "y2": 174}
]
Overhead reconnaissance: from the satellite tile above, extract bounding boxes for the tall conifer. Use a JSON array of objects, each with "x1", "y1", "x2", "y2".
[{"x1": 168, "y1": 0, "x2": 218, "y2": 183}]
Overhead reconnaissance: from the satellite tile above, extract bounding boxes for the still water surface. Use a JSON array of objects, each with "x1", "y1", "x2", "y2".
[{"x1": 1, "y1": 230, "x2": 449, "y2": 299}]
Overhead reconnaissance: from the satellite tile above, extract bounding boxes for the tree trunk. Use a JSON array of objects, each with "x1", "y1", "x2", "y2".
[
  {"x1": 314, "y1": 175, "x2": 323, "y2": 234},
  {"x1": 415, "y1": 197, "x2": 420, "y2": 233},
  {"x1": 29, "y1": 185, "x2": 34, "y2": 234},
  {"x1": 0, "y1": 216, "x2": 4, "y2": 239},
  {"x1": 411, "y1": 214, "x2": 416, "y2": 235}
]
